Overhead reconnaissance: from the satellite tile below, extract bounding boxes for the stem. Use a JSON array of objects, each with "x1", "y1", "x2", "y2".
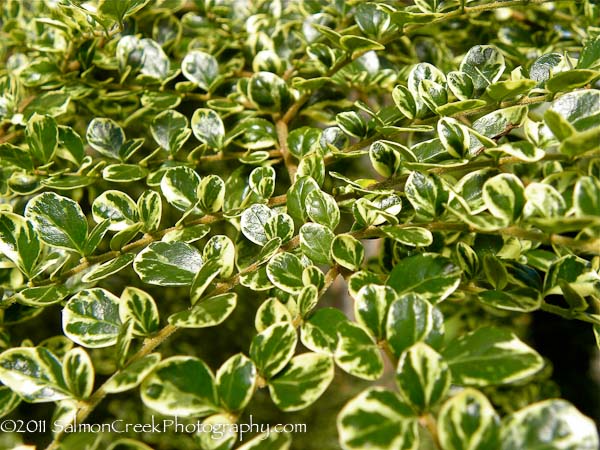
[
  {"x1": 419, "y1": 413, "x2": 442, "y2": 450},
  {"x1": 275, "y1": 120, "x2": 297, "y2": 182},
  {"x1": 540, "y1": 302, "x2": 600, "y2": 325}
]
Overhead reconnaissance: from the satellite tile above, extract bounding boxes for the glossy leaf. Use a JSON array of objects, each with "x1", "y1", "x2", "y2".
[
  {"x1": 141, "y1": 356, "x2": 219, "y2": 417},
  {"x1": 62, "y1": 288, "x2": 122, "y2": 348},
  {"x1": 442, "y1": 327, "x2": 544, "y2": 386}
]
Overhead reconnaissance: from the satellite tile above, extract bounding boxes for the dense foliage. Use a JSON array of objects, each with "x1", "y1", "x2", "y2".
[{"x1": 1, "y1": 0, "x2": 599, "y2": 449}]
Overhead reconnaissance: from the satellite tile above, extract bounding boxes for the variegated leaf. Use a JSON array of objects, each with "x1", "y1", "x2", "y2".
[
  {"x1": 62, "y1": 288, "x2": 122, "y2": 348},
  {"x1": 268, "y1": 353, "x2": 334, "y2": 411},
  {"x1": 337, "y1": 387, "x2": 419, "y2": 450},
  {"x1": 395, "y1": 343, "x2": 450, "y2": 412},
  {"x1": 140, "y1": 356, "x2": 219, "y2": 417},
  {"x1": 438, "y1": 388, "x2": 500, "y2": 450}
]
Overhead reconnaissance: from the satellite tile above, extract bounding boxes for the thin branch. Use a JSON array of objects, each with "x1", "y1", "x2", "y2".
[{"x1": 275, "y1": 120, "x2": 297, "y2": 182}]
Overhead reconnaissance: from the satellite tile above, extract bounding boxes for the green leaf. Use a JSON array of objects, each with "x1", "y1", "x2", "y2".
[
  {"x1": 354, "y1": 284, "x2": 396, "y2": 340},
  {"x1": 559, "y1": 126, "x2": 600, "y2": 156},
  {"x1": 24, "y1": 92, "x2": 70, "y2": 120},
  {"x1": 298, "y1": 285, "x2": 319, "y2": 318},
  {"x1": 203, "y1": 235, "x2": 235, "y2": 278},
  {"x1": 530, "y1": 53, "x2": 568, "y2": 83},
  {"x1": 250, "y1": 166, "x2": 276, "y2": 199},
  {"x1": 543, "y1": 255, "x2": 599, "y2": 297},
  {"x1": 479, "y1": 288, "x2": 541, "y2": 312},
  {"x1": 500, "y1": 400, "x2": 599, "y2": 450},
  {"x1": 0, "y1": 386, "x2": 21, "y2": 418},
  {"x1": 306, "y1": 189, "x2": 340, "y2": 229},
  {"x1": 409, "y1": 63, "x2": 446, "y2": 117},
  {"x1": 250, "y1": 322, "x2": 297, "y2": 379},
  {"x1": 266, "y1": 252, "x2": 305, "y2": 294},
  {"x1": 182, "y1": 50, "x2": 219, "y2": 91},
  {"x1": 241, "y1": 203, "x2": 275, "y2": 245},
  {"x1": 524, "y1": 183, "x2": 566, "y2": 217},
  {"x1": 380, "y1": 226, "x2": 433, "y2": 247},
  {"x1": 191, "y1": 108, "x2": 225, "y2": 149},
  {"x1": 0, "y1": 347, "x2": 70, "y2": 403},
  {"x1": 336, "y1": 111, "x2": 368, "y2": 138},
  {"x1": 248, "y1": 72, "x2": 292, "y2": 113},
  {"x1": 297, "y1": 152, "x2": 326, "y2": 186},
  {"x1": 546, "y1": 69, "x2": 599, "y2": 93},
  {"x1": 460, "y1": 45, "x2": 505, "y2": 92},
  {"x1": 232, "y1": 118, "x2": 278, "y2": 150},
  {"x1": 485, "y1": 79, "x2": 536, "y2": 101},
  {"x1": 300, "y1": 223, "x2": 334, "y2": 264},
  {"x1": 86, "y1": 118, "x2": 125, "y2": 159},
  {"x1": 104, "y1": 353, "x2": 161, "y2": 394},
  {"x1": 392, "y1": 85, "x2": 417, "y2": 120},
  {"x1": 138, "y1": 38, "x2": 170, "y2": 80},
  {"x1": 332, "y1": 234, "x2": 364, "y2": 271},
  {"x1": 544, "y1": 108, "x2": 575, "y2": 142},
  {"x1": 497, "y1": 141, "x2": 544, "y2": 162},
  {"x1": 17, "y1": 285, "x2": 69, "y2": 307},
  {"x1": 92, "y1": 190, "x2": 139, "y2": 231},
  {"x1": 574, "y1": 176, "x2": 600, "y2": 216},
  {"x1": 162, "y1": 223, "x2": 210, "y2": 244},
  {"x1": 268, "y1": 353, "x2": 334, "y2": 411},
  {"x1": 198, "y1": 175, "x2": 225, "y2": 213},
  {"x1": 340, "y1": 35, "x2": 385, "y2": 59},
  {"x1": 255, "y1": 298, "x2": 293, "y2": 332},
  {"x1": 137, "y1": 190, "x2": 162, "y2": 232},
  {"x1": 62, "y1": 288, "x2": 122, "y2": 348},
  {"x1": 287, "y1": 176, "x2": 319, "y2": 222},
  {"x1": 471, "y1": 105, "x2": 527, "y2": 151},
  {"x1": 547, "y1": 89, "x2": 599, "y2": 132},
  {"x1": 287, "y1": 127, "x2": 321, "y2": 158},
  {"x1": 385, "y1": 293, "x2": 445, "y2": 358},
  {"x1": 25, "y1": 192, "x2": 88, "y2": 254},
  {"x1": 141, "y1": 356, "x2": 218, "y2": 417},
  {"x1": 0, "y1": 212, "x2": 41, "y2": 278},
  {"x1": 369, "y1": 141, "x2": 402, "y2": 177},
  {"x1": 405, "y1": 172, "x2": 448, "y2": 220},
  {"x1": 119, "y1": 287, "x2": 159, "y2": 337},
  {"x1": 447, "y1": 71, "x2": 474, "y2": 101},
  {"x1": 98, "y1": 0, "x2": 150, "y2": 23},
  {"x1": 216, "y1": 353, "x2": 256, "y2": 412},
  {"x1": 301, "y1": 308, "x2": 349, "y2": 355},
  {"x1": 151, "y1": 110, "x2": 191, "y2": 154},
  {"x1": 82, "y1": 253, "x2": 135, "y2": 283},
  {"x1": 133, "y1": 241, "x2": 203, "y2": 286},
  {"x1": 26, "y1": 114, "x2": 58, "y2": 164},
  {"x1": 442, "y1": 327, "x2": 544, "y2": 386},
  {"x1": 578, "y1": 36, "x2": 600, "y2": 70},
  {"x1": 168, "y1": 293, "x2": 237, "y2": 328},
  {"x1": 160, "y1": 166, "x2": 201, "y2": 212},
  {"x1": 438, "y1": 388, "x2": 500, "y2": 450},
  {"x1": 355, "y1": 3, "x2": 391, "y2": 38},
  {"x1": 396, "y1": 343, "x2": 450, "y2": 413},
  {"x1": 337, "y1": 387, "x2": 418, "y2": 450},
  {"x1": 438, "y1": 117, "x2": 470, "y2": 159},
  {"x1": 418, "y1": 79, "x2": 448, "y2": 112},
  {"x1": 265, "y1": 213, "x2": 294, "y2": 244},
  {"x1": 102, "y1": 164, "x2": 148, "y2": 183},
  {"x1": 63, "y1": 347, "x2": 94, "y2": 400},
  {"x1": 335, "y1": 322, "x2": 384, "y2": 381},
  {"x1": 482, "y1": 173, "x2": 525, "y2": 223},
  {"x1": 0, "y1": 143, "x2": 33, "y2": 170},
  {"x1": 387, "y1": 254, "x2": 461, "y2": 303}
]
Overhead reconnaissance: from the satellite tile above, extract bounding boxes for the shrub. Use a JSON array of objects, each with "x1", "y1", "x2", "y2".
[{"x1": 0, "y1": 0, "x2": 599, "y2": 449}]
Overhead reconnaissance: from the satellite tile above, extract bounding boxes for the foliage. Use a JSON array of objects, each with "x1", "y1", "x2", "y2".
[{"x1": 0, "y1": 0, "x2": 599, "y2": 449}]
